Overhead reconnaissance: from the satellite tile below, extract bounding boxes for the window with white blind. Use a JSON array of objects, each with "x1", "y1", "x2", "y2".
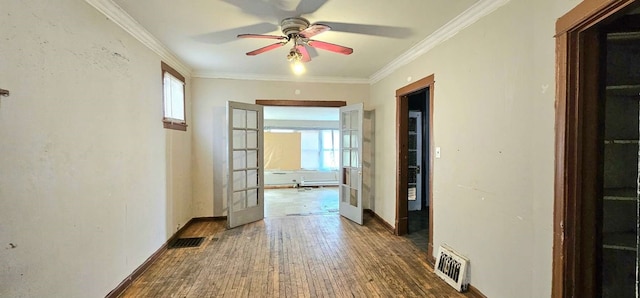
[{"x1": 161, "y1": 62, "x2": 187, "y2": 131}]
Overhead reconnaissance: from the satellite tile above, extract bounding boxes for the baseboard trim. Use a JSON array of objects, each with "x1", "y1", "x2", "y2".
[
  {"x1": 105, "y1": 241, "x2": 168, "y2": 298},
  {"x1": 105, "y1": 217, "x2": 204, "y2": 298},
  {"x1": 364, "y1": 209, "x2": 395, "y2": 234},
  {"x1": 192, "y1": 216, "x2": 219, "y2": 222},
  {"x1": 264, "y1": 185, "x2": 295, "y2": 189}
]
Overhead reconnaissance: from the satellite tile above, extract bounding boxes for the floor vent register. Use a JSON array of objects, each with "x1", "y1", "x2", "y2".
[{"x1": 169, "y1": 237, "x2": 206, "y2": 249}]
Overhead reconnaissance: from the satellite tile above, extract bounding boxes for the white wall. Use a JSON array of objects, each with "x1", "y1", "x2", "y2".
[
  {"x1": 191, "y1": 78, "x2": 368, "y2": 217},
  {"x1": 367, "y1": 0, "x2": 580, "y2": 297},
  {"x1": 0, "y1": 1, "x2": 192, "y2": 297}
]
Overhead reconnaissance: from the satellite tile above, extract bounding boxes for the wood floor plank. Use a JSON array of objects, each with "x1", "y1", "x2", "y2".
[{"x1": 118, "y1": 214, "x2": 469, "y2": 298}]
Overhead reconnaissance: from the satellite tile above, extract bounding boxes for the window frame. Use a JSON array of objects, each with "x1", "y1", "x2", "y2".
[{"x1": 161, "y1": 61, "x2": 187, "y2": 131}]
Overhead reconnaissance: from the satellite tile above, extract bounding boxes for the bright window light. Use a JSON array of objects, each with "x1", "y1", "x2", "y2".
[{"x1": 163, "y1": 72, "x2": 185, "y2": 121}]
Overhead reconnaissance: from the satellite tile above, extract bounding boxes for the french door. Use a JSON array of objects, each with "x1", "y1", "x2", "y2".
[
  {"x1": 339, "y1": 103, "x2": 364, "y2": 224},
  {"x1": 227, "y1": 101, "x2": 264, "y2": 228}
]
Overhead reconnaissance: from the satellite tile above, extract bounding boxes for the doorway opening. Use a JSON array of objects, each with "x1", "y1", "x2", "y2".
[
  {"x1": 553, "y1": 1, "x2": 640, "y2": 296},
  {"x1": 256, "y1": 100, "x2": 346, "y2": 219},
  {"x1": 228, "y1": 99, "x2": 367, "y2": 228},
  {"x1": 395, "y1": 75, "x2": 435, "y2": 262},
  {"x1": 405, "y1": 89, "x2": 430, "y2": 251}
]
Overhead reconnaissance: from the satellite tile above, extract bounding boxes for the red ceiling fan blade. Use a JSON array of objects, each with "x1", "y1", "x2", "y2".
[
  {"x1": 237, "y1": 34, "x2": 288, "y2": 40},
  {"x1": 296, "y1": 45, "x2": 311, "y2": 62},
  {"x1": 307, "y1": 40, "x2": 353, "y2": 55},
  {"x1": 246, "y1": 42, "x2": 287, "y2": 56},
  {"x1": 299, "y1": 24, "x2": 331, "y2": 38}
]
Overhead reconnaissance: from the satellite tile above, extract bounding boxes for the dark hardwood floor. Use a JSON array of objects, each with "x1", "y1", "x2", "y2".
[{"x1": 119, "y1": 213, "x2": 467, "y2": 297}]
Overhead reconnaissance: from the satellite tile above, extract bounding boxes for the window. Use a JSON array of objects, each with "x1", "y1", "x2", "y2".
[
  {"x1": 321, "y1": 130, "x2": 339, "y2": 169},
  {"x1": 265, "y1": 128, "x2": 339, "y2": 171},
  {"x1": 161, "y1": 62, "x2": 187, "y2": 131},
  {"x1": 300, "y1": 129, "x2": 339, "y2": 171},
  {"x1": 301, "y1": 131, "x2": 320, "y2": 170}
]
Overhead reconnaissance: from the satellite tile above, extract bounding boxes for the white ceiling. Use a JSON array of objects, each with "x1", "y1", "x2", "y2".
[{"x1": 101, "y1": 0, "x2": 484, "y2": 82}]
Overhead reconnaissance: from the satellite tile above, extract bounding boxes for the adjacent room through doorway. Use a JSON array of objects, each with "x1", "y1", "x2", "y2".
[
  {"x1": 264, "y1": 187, "x2": 338, "y2": 217},
  {"x1": 262, "y1": 106, "x2": 341, "y2": 217}
]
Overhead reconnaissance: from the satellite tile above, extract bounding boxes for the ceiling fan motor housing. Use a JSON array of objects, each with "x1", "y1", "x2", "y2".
[{"x1": 281, "y1": 17, "x2": 310, "y2": 38}]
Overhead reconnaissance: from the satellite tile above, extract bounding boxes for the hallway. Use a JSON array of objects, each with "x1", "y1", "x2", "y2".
[{"x1": 119, "y1": 213, "x2": 467, "y2": 297}]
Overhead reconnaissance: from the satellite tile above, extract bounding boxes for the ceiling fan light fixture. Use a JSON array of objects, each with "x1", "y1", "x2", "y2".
[
  {"x1": 286, "y1": 46, "x2": 302, "y2": 62},
  {"x1": 291, "y1": 60, "x2": 305, "y2": 75}
]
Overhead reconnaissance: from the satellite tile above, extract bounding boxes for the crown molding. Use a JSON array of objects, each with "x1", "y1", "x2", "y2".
[
  {"x1": 369, "y1": 0, "x2": 511, "y2": 84},
  {"x1": 84, "y1": 0, "x2": 193, "y2": 77},
  {"x1": 193, "y1": 71, "x2": 370, "y2": 84}
]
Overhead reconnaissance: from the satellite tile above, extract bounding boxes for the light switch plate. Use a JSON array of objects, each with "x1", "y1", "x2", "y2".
[{"x1": 435, "y1": 147, "x2": 441, "y2": 158}]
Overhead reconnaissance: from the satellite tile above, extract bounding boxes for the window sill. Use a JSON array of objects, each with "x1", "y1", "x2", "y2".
[{"x1": 163, "y1": 120, "x2": 187, "y2": 131}]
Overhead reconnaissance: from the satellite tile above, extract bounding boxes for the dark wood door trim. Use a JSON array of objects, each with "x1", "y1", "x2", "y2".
[
  {"x1": 396, "y1": 95, "x2": 409, "y2": 236},
  {"x1": 557, "y1": 0, "x2": 630, "y2": 34},
  {"x1": 255, "y1": 99, "x2": 347, "y2": 107},
  {"x1": 553, "y1": 1, "x2": 636, "y2": 297},
  {"x1": 395, "y1": 75, "x2": 435, "y2": 262}
]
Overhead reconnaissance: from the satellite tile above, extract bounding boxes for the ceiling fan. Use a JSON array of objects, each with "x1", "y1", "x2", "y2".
[{"x1": 237, "y1": 17, "x2": 353, "y2": 66}]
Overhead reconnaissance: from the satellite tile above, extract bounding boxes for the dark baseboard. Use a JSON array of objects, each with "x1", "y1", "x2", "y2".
[
  {"x1": 105, "y1": 241, "x2": 168, "y2": 298},
  {"x1": 192, "y1": 216, "x2": 220, "y2": 222},
  {"x1": 364, "y1": 209, "x2": 395, "y2": 234},
  {"x1": 105, "y1": 217, "x2": 207, "y2": 298}
]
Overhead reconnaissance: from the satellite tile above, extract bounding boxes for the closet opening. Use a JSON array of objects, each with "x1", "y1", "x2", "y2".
[{"x1": 553, "y1": 1, "x2": 640, "y2": 296}]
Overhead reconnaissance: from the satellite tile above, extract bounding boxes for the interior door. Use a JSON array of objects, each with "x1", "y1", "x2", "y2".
[
  {"x1": 339, "y1": 103, "x2": 363, "y2": 225},
  {"x1": 227, "y1": 101, "x2": 264, "y2": 229}
]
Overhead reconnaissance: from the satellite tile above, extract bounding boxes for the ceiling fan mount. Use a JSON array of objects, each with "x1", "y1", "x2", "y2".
[{"x1": 280, "y1": 17, "x2": 310, "y2": 38}]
